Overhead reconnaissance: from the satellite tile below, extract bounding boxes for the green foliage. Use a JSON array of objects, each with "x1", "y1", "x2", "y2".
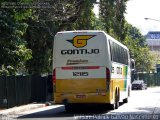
[
  {"x1": 0, "y1": 0, "x2": 154, "y2": 74},
  {"x1": 99, "y1": 0, "x2": 153, "y2": 72},
  {"x1": 93, "y1": 17, "x2": 106, "y2": 30},
  {"x1": 24, "y1": 0, "x2": 87, "y2": 74},
  {"x1": 123, "y1": 22, "x2": 153, "y2": 72},
  {"x1": 99, "y1": 0, "x2": 128, "y2": 41},
  {"x1": 67, "y1": 0, "x2": 96, "y2": 30},
  {"x1": 0, "y1": 1, "x2": 32, "y2": 75},
  {"x1": 25, "y1": 20, "x2": 56, "y2": 74}
]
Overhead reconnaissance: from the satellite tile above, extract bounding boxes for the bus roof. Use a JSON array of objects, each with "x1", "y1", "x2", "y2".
[{"x1": 56, "y1": 30, "x2": 128, "y2": 51}]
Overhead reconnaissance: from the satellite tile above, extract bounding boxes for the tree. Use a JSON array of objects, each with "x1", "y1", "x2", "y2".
[
  {"x1": 24, "y1": 20, "x2": 55, "y2": 74},
  {"x1": 24, "y1": 0, "x2": 86, "y2": 74},
  {"x1": 0, "y1": 3, "x2": 32, "y2": 75},
  {"x1": 123, "y1": 22, "x2": 153, "y2": 72},
  {"x1": 0, "y1": 0, "x2": 154, "y2": 74},
  {"x1": 99, "y1": 0, "x2": 128, "y2": 41},
  {"x1": 67, "y1": 0, "x2": 97, "y2": 30},
  {"x1": 1, "y1": 0, "x2": 90, "y2": 75}
]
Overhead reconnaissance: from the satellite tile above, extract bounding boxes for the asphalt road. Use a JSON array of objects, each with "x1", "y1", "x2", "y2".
[{"x1": 11, "y1": 87, "x2": 160, "y2": 120}]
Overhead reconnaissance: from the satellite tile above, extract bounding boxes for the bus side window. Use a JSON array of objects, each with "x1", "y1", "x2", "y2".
[
  {"x1": 114, "y1": 42, "x2": 118, "y2": 62},
  {"x1": 109, "y1": 40, "x2": 129, "y2": 65}
]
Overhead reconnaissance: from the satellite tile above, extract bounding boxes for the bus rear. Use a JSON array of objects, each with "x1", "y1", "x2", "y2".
[{"x1": 53, "y1": 31, "x2": 111, "y2": 108}]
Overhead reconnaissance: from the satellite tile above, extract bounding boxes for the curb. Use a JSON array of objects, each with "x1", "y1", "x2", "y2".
[{"x1": 0, "y1": 103, "x2": 46, "y2": 115}]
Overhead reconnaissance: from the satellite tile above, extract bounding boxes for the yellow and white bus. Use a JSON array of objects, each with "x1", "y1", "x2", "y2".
[{"x1": 53, "y1": 30, "x2": 134, "y2": 111}]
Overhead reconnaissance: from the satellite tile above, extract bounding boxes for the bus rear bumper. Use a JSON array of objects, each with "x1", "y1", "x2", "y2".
[{"x1": 54, "y1": 92, "x2": 111, "y2": 104}]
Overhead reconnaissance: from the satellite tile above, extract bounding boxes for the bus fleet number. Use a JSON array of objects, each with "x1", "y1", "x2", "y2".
[{"x1": 73, "y1": 72, "x2": 88, "y2": 76}]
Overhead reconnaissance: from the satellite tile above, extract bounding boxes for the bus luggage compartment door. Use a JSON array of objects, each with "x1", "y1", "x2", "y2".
[{"x1": 55, "y1": 66, "x2": 107, "y2": 93}]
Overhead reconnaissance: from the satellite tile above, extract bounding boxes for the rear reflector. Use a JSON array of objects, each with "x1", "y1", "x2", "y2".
[
  {"x1": 53, "y1": 69, "x2": 56, "y2": 84},
  {"x1": 62, "y1": 66, "x2": 100, "y2": 70}
]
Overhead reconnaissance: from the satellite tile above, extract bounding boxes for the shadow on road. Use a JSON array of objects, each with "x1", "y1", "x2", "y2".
[
  {"x1": 136, "y1": 106, "x2": 160, "y2": 114},
  {"x1": 18, "y1": 105, "x2": 111, "y2": 119}
]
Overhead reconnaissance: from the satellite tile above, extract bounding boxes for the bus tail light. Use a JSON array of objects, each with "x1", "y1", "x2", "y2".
[
  {"x1": 53, "y1": 69, "x2": 56, "y2": 84},
  {"x1": 106, "y1": 68, "x2": 110, "y2": 80},
  {"x1": 106, "y1": 68, "x2": 110, "y2": 91},
  {"x1": 53, "y1": 69, "x2": 56, "y2": 91}
]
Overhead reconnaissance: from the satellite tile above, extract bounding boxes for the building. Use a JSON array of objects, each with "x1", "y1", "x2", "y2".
[
  {"x1": 146, "y1": 31, "x2": 160, "y2": 72},
  {"x1": 146, "y1": 31, "x2": 160, "y2": 51}
]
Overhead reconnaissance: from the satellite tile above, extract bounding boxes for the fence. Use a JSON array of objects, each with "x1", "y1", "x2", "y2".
[
  {"x1": 132, "y1": 73, "x2": 160, "y2": 87},
  {"x1": 0, "y1": 74, "x2": 53, "y2": 109},
  {"x1": 1, "y1": 73, "x2": 159, "y2": 109}
]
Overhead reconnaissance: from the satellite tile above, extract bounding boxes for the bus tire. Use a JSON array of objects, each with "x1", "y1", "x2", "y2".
[
  {"x1": 128, "y1": 87, "x2": 130, "y2": 97},
  {"x1": 109, "y1": 103, "x2": 115, "y2": 110},
  {"x1": 123, "y1": 87, "x2": 130, "y2": 103},
  {"x1": 65, "y1": 104, "x2": 74, "y2": 112},
  {"x1": 115, "y1": 90, "x2": 119, "y2": 109},
  {"x1": 109, "y1": 90, "x2": 119, "y2": 110},
  {"x1": 123, "y1": 98, "x2": 128, "y2": 103}
]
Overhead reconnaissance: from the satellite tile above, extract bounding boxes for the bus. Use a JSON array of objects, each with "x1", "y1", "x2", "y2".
[{"x1": 53, "y1": 30, "x2": 134, "y2": 111}]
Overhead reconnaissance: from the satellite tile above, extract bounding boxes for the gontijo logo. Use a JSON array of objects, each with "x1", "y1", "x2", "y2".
[{"x1": 67, "y1": 35, "x2": 96, "y2": 48}]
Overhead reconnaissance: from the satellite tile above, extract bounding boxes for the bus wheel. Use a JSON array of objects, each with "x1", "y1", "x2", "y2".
[
  {"x1": 65, "y1": 104, "x2": 74, "y2": 112},
  {"x1": 123, "y1": 87, "x2": 130, "y2": 103},
  {"x1": 109, "y1": 91, "x2": 119, "y2": 110},
  {"x1": 128, "y1": 87, "x2": 130, "y2": 97},
  {"x1": 123, "y1": 98, "x2": 128, "y2": 103},
  {"x1": 115, "y1": 91, "x2": 119, "y2": 109},
  {"x1": 109, "y1": 103, "x2": 115, "y2": 110}
]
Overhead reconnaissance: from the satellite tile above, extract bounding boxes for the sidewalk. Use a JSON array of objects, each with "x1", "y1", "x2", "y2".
[
  {"x1": 0, "y1": 103, "x2": 47, "y2": 115},
  {"x1": 153, "y1": 98, "x2": 160, "y2": 114}
]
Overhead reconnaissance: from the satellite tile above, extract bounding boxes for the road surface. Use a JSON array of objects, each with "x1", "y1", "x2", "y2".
[{"x1": 6, "y1": 87, "x2": 160, "y2": 120}]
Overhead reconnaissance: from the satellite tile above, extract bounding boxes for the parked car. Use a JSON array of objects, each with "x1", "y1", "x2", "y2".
[{"x1": 132, "y1": 80, "x2": 147, "y2": 90}]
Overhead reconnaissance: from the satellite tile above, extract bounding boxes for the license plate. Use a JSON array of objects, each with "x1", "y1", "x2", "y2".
[{"x1": 76, "y1": 94, "x2": 86, "y2": 98}]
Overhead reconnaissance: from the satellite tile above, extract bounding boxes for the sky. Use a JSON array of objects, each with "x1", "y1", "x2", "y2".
[
  {"x1": 93, "y1": 0, "x2": 160, "y2": 35},
  {"x1": 125, "y1": 0, "x2": 160, "y2": 35}
]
